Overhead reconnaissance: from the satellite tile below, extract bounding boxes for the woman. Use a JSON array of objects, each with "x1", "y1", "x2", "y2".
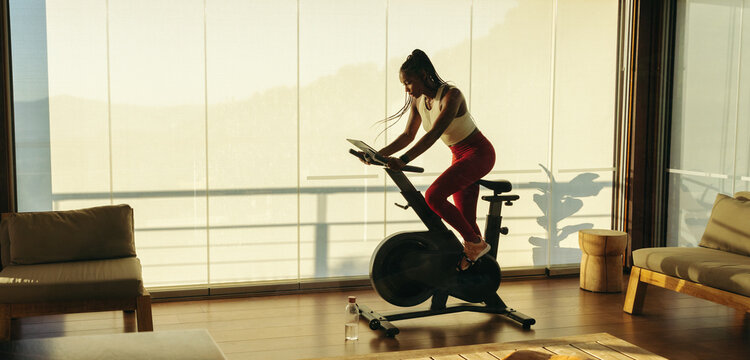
[{"x1": 372, "y1": 49, "x2": 496, "y2": 271}]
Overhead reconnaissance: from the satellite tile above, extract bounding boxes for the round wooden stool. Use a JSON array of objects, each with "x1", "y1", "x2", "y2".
[{"x1": 578, "y1": 229, "x2": 628, "y2": 293}]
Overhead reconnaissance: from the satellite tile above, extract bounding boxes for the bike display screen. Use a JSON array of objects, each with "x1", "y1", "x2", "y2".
[{"x1": 347, "y1": 139, "x2": 387, "y2": 164}]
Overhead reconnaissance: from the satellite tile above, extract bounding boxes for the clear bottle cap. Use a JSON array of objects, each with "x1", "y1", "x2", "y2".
[{"x1": 348, "y1": 296, "x2": 356, "y2": 303}]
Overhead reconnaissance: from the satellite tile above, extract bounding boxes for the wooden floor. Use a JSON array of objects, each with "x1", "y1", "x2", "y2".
[{"x1": 8, "y1": 276, "x2": 750, "y2": 360}]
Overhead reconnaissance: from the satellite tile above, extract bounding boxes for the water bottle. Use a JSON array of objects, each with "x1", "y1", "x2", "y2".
[{"x1": 345, "y1": 296, "x2": 359, "y2": 341}]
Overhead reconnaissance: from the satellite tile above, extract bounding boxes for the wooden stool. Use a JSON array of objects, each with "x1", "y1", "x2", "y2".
[{"x1": 578, "y1": 229, "x2": 627, "y2": 293}]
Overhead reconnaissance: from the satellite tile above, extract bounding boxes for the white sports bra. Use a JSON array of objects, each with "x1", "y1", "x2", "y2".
[{"x1": 417, "y1": 84, "x2": 477, "y2": 146}]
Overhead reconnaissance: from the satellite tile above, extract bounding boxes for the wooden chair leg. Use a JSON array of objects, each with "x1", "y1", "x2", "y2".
[
  {"x1": 0, "y1": 304, "x2": 10, "y2": 341},
  {"x1": 136, "y1": 293, "x2": 153, "y2": 332},
  {"x1": 623, "y1": 266, "x2": 648, "y2": 314}
]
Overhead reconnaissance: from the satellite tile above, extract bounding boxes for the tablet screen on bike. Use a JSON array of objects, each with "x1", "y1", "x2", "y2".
[{"x1": 347, "y1": 139, "x2": 386, "y2": 163}]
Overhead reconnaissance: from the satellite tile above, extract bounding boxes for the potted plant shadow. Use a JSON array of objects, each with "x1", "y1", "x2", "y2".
[{"x1": 528, "y1": 164, "x2": 606, "y2": 266}]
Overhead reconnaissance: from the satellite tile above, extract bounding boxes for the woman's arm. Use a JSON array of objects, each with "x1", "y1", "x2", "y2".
[
  {"x1": 378, "y1": 99, "x2": 422, "y2": 157},
  {"x1": 398, "y1": 87, "x2": 463, "y2": 162}
]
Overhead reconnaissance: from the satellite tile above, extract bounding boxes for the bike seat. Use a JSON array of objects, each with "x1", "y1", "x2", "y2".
[{"x1": 476, "y1": 179, "x2": 512, "y2": 194}]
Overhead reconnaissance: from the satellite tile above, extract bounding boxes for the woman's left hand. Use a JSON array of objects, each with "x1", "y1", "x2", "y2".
[{"x1": 386, "y1": 157, "x2": 406, "y2": 171}]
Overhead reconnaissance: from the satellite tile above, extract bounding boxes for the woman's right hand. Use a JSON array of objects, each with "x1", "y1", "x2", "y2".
[{"x1": 356, "y1": 151, "x2": 373, "y2": 165}]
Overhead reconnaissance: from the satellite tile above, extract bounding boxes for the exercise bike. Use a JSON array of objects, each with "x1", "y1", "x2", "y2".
[{"x1": 347, "y1": 139, "x2": 535, "y2": 337}]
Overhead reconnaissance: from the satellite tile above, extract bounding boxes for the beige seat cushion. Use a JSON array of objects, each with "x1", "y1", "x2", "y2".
[
  {"x1": 8, "y1": 204, "x2": 135, "y2": 265},
  {"x1": 633, "y1": 247, "x2": 750, "y2": 297},
  {"x1": 0, "y1": 257, "x2": 144, "y2": 303},
  {"x1": 699, "y1": 193, "x2": 750, "y2": 257}
]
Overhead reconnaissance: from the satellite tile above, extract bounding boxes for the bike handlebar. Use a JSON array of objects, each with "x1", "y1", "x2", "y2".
[{"x1": 349, "y1": 149, "x2": 425, "y2": 173}]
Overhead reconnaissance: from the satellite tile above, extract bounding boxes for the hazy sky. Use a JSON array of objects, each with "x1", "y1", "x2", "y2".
[
  {"x1": 32, "y1": 0, "x2": 518, "y2": 105},
  {"x1": 10, "y1": 0, "x2": 49, "y2": 103}
]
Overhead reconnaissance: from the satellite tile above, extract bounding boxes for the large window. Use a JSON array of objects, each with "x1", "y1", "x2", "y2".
[
  {"x1": 11, "y1": 0, "x2": 618, "y2": 289},
  {"x1": 667, "y1": 0, "x2": 750, "y2": 247}
]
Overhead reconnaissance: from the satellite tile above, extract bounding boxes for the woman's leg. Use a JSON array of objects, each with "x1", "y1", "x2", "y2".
[
  {"x1": 453, "y1": 182, "x2": 481, "y2": 237},
  {"x1": 425, "y1": 134, "x2": 495, "y2": 270},
  {"x1": 424, "y1": 134, "x2": 495, "y2": 244},
  {"x1": 425, "y1": 162, "x2": 483, "y2": 243}
]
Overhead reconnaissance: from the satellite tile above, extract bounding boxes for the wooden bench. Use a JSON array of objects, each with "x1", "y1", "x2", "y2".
[
  {"x1": 624, "y1": 192, "x2": 750, "y2": 315},
  {"x1": 0, "y1": 205, "x2": 153, "y2": 341}
]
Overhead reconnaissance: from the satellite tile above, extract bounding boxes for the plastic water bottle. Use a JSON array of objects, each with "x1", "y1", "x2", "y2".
[{"x1": 345, "y1": 296, "x2": 359, "y2": 341}]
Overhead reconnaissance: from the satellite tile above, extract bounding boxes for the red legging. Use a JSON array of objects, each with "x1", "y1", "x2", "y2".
[{"x1": 424, "y1": 131, "x2": 495, "y2": 243}]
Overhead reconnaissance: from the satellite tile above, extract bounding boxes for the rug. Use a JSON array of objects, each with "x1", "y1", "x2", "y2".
[{"x1": 307, "y1": 333, "x2": 668, "y2": 360}]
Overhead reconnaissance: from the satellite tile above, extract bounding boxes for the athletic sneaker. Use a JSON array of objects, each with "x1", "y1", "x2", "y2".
[{"x1": 464, "y1": 239, "x2": 491, "y2": 261}]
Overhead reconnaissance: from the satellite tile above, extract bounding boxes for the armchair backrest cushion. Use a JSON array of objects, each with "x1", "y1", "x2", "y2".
[
  {"x1": 7, "y1": 204, "x2": 136, "y2": 265},
  {"x1": 699, "y1": 193, "x2": 750, "y2": 257}
]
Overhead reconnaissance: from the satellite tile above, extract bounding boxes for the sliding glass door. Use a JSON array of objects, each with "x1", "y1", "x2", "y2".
[
  {"x1": 10, "y1": 0, "x2": 619, "y2": 289},
  {"x1": 668, "y1": 0, "x2": 750, "y2": 247}
]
